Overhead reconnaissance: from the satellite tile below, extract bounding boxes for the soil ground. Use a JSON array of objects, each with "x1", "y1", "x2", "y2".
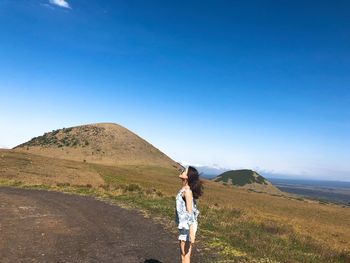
[{"x1": 0, "y1": 187, "x2": 209, "y2": 263}]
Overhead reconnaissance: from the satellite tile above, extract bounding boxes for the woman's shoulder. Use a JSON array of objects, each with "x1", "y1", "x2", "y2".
[
  {"x1": 182, "y1": 186, "x2": 191, "y2": 192},
  {"x1": 183, "y1": 186, "x2": 193, "y2": 196},
  {"x1": 178, "y1": 186, "x2": 192, "y2": 197}
]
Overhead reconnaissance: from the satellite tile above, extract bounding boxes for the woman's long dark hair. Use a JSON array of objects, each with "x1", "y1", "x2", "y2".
[{"x1": 187, "y1": 166, "x2": 203, "y2": 199}]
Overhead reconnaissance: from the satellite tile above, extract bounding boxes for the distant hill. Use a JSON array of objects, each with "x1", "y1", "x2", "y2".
[
  {"x1": 14, "y1": 123, "x2": 180, "y2": 170},
  {"x1": 212, "y1": 169, "x2": 282, "y2": 194},
  {"x1": 193, "y1": 165, "x2": 229, "y2": 179}
]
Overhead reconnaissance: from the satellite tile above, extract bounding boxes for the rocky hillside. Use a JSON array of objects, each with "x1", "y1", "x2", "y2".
[
  {"x1": 14, "y1": 123, "x2": 180, "y2": 169},
  {"x1": 213, "y1": 169, "x2": 282, "y2": 194}
]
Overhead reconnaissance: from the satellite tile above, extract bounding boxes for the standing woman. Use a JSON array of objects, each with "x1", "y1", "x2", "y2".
[{"x1": 175, "y1": 166, "x2": 203, "y2": 263}]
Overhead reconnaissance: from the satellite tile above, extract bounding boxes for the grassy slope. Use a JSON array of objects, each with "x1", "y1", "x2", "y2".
[
  {"x1": 1, "y1": 149, "x2": 350, "y2": 263},
  {"x1": 0, "y1": 149, "x2": 104, "y2": 186}
]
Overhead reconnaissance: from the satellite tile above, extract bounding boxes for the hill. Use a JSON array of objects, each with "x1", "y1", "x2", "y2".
[
  {"x1": 213, "y1": 169, "x2": 282, "y2": 194},
  {"x1": 14, "y1": 123, "x2": 180, "y2": 169}
]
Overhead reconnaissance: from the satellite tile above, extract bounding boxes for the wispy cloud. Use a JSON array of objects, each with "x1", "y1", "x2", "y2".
[{"x1": 49, "y1": 0, "x2": 71, "y2": 9}]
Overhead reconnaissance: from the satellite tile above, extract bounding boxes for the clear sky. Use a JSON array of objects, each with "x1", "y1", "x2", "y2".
[{"x1": 0, "y1": 0, "x2": 349, "y2": 181}]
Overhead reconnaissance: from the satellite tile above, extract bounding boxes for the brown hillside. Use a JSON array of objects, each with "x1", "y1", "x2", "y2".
[
  {"x1": 0, "y1": 149, "x2": 104, "y2": 187},
  {"x1": 14, "y1": 123, "x2": 180, "y2": 169}
]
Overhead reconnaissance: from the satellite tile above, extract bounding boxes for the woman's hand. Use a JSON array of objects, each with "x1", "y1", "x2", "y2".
[{"x1": 189, "y1": 224, "x2": 196, "y2": 243}]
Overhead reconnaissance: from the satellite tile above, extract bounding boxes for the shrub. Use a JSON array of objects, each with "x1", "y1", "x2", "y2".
[
  {"x1": 72, "y1": 139, "x2": 79, "y2": 147},
  {"x1": 51, "y1": 129, "x2": 59, "y2": 136},
  {"x1": 56, "y1": 182, "x2": 70, "y2": 187},
  {"x1": 126, "y1": 183, "x2": 142, "y2": 192},
  {"x1": 99, "y1": 184, "x2": 110, "y2": 190},
  {"x1": 63, "y1": 127, "x2": 72, "y2": 133}
]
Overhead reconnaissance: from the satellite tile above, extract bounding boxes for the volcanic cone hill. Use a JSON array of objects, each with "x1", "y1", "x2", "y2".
[
  {"x1": 213, "y1": 169, "x2": 282, "y2": 194},
  {"x1": 14, "y1": 123, "x2": 180, "y2": 169}
]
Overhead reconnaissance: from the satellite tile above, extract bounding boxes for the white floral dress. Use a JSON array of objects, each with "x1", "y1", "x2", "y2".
[{"x1": 175, "y1": 187, "x2": 200, "y2": 241}]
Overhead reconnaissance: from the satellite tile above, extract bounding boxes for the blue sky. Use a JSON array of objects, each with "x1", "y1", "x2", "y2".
[{"x1": 0, "y1": 0, "x2": 349, "y2": 181}]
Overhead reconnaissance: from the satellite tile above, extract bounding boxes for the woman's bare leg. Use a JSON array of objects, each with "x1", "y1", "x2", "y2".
[
  {"x1": 184, "y1": 242, "x2": 193, "y2": 263},
  {"x1": 179, "y1": 240, "x2": 186, "y2": 263}
]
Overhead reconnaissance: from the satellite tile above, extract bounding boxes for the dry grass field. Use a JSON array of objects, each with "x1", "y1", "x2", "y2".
[
  {"x1": 0, "y1": 149, "x2": 104, "y2": 186},
  {"x1": 1, "y1": 149, "x2": 349, "y2": 262}
]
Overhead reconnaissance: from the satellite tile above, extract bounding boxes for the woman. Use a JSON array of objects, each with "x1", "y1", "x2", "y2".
[{"x1": 175, "y1": 166, "x2": 203, "y2": 263}]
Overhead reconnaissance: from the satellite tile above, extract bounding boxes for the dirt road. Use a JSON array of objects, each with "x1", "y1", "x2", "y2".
[{"x1": 0, "y1": 187, "x2": 210, "y2": 263}]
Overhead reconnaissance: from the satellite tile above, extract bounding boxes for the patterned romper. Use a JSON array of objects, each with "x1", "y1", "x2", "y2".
[{"x1": 175, "y1": 187, "x2": 200, "y2": 242}]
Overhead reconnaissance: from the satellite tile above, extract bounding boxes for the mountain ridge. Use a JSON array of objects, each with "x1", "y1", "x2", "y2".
[{"x1": 14, "y1": 122, "x2": 180, "y2": 170}]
